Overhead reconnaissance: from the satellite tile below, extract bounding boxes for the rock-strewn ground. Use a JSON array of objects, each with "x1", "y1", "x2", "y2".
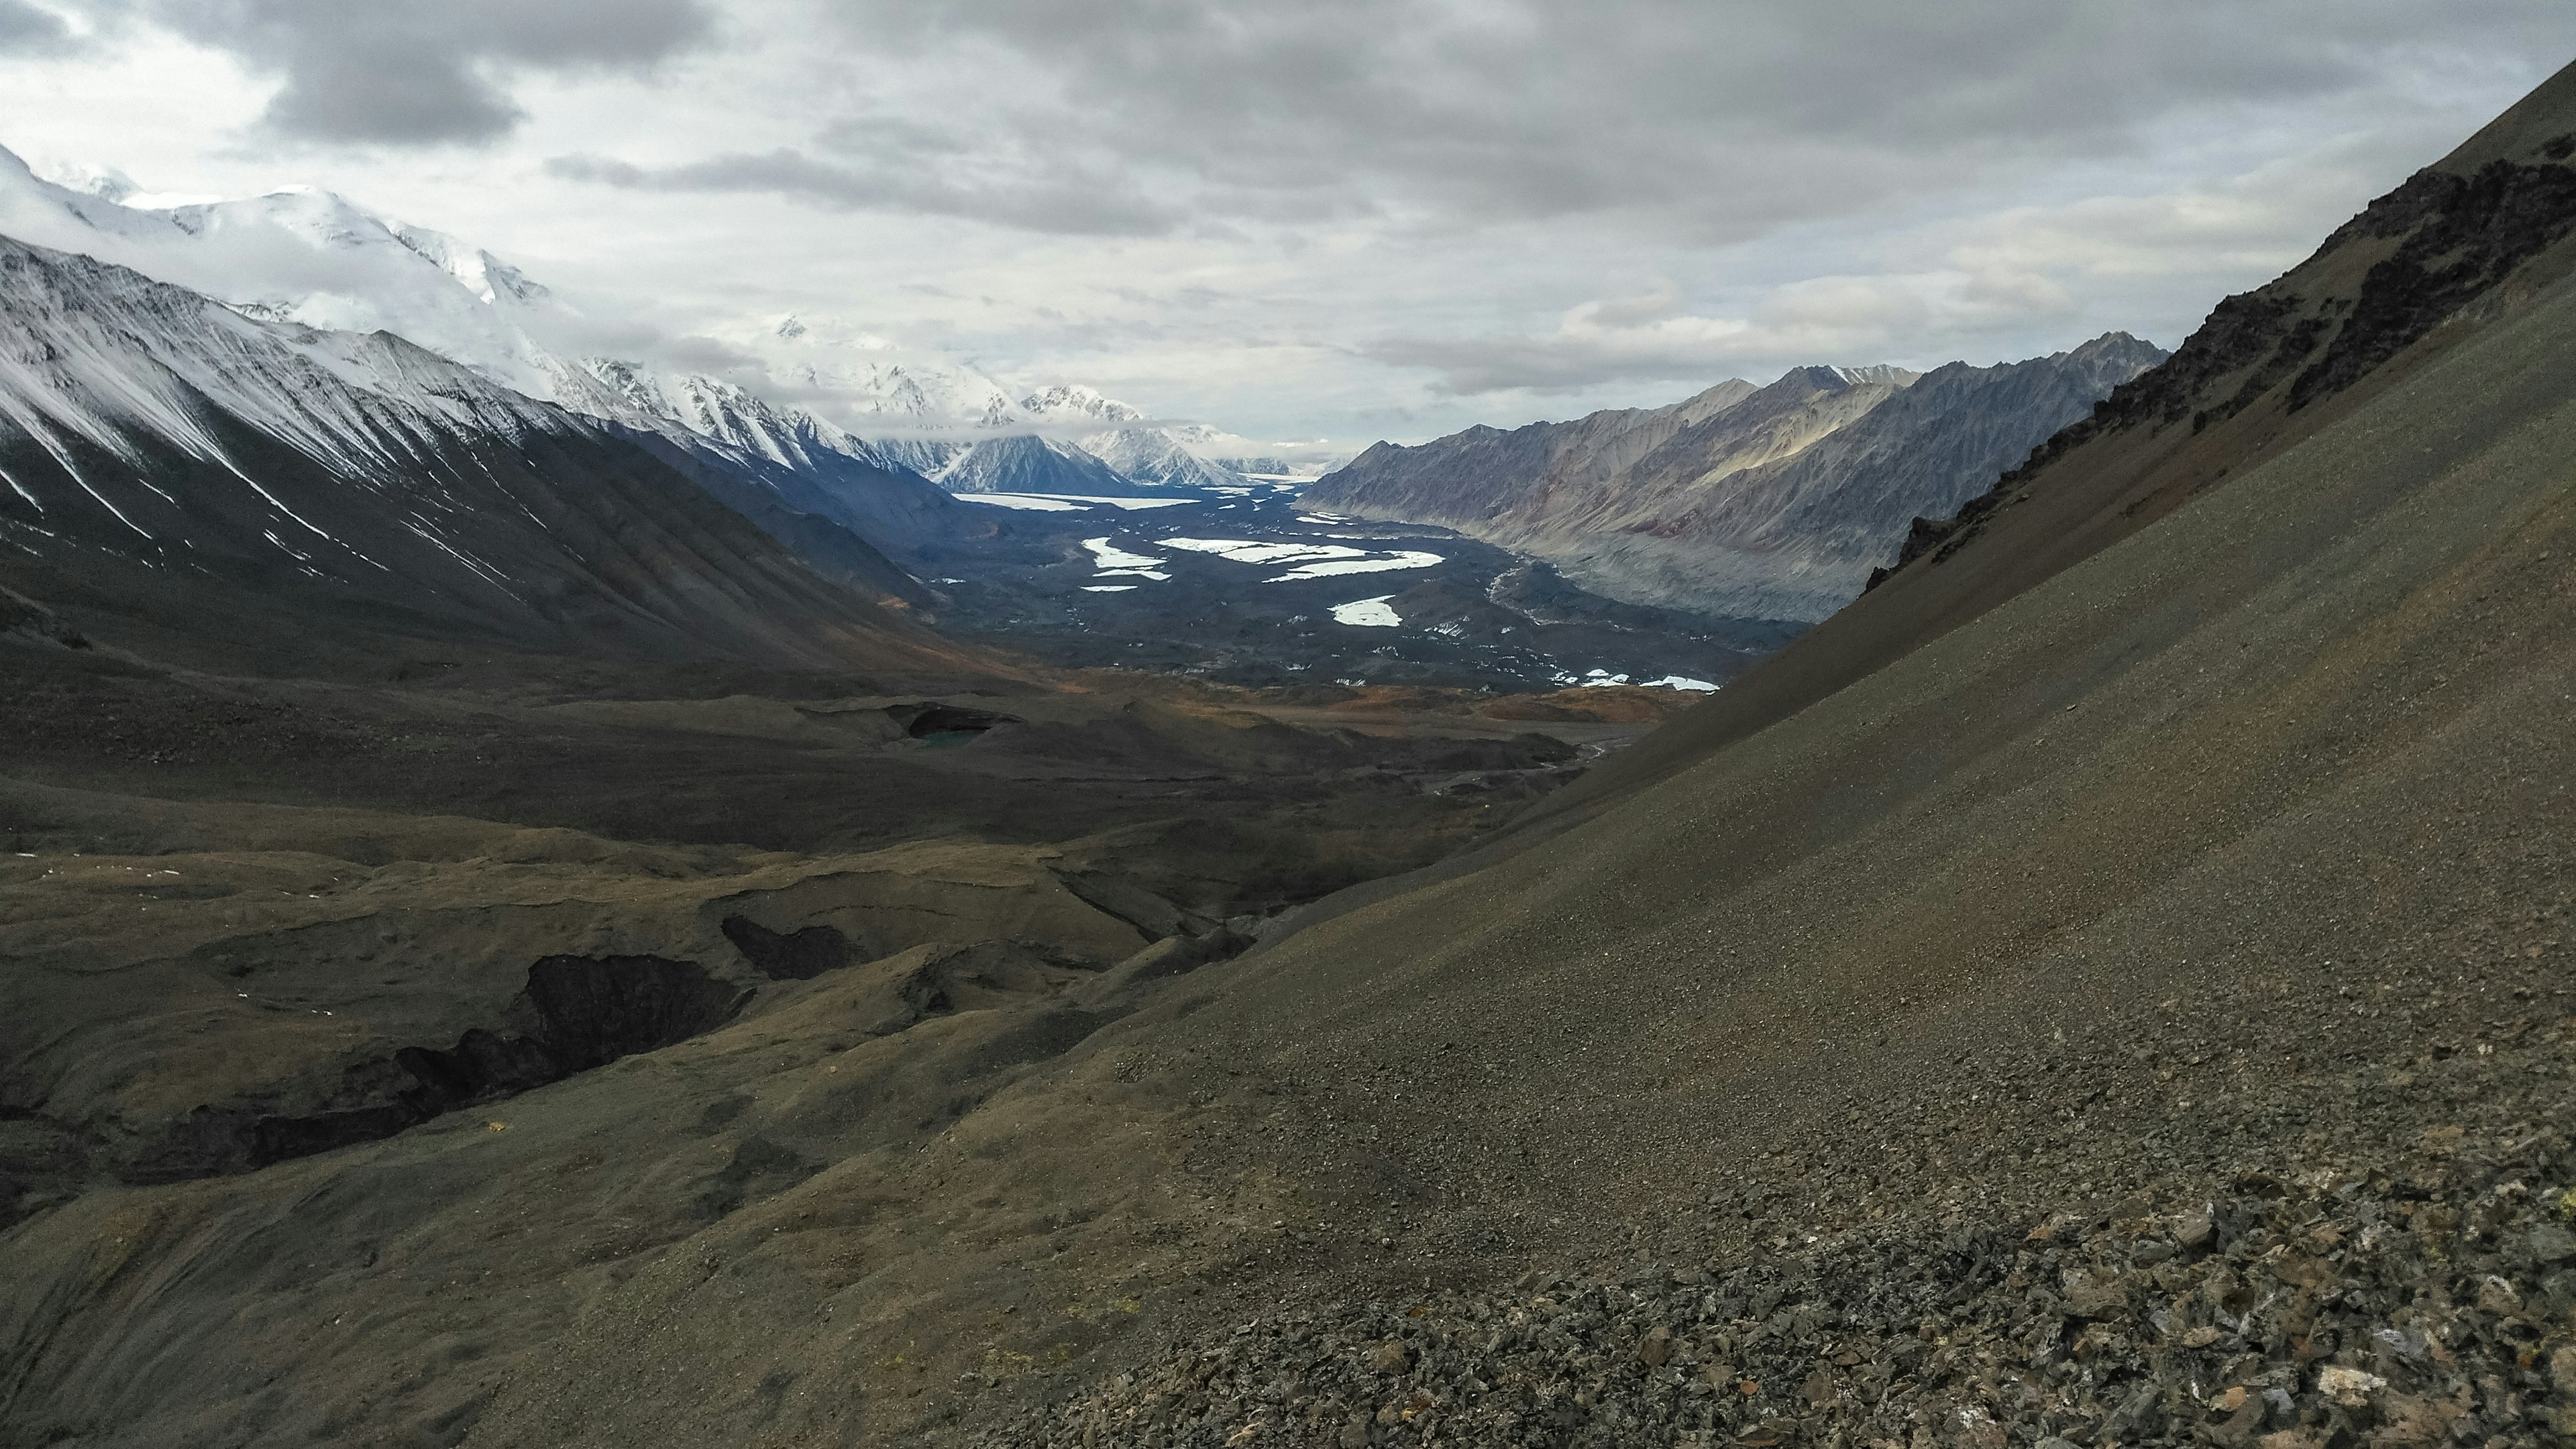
[{"x1": 994, "y1": 1020, "x2": 2576, "y2": 1449}]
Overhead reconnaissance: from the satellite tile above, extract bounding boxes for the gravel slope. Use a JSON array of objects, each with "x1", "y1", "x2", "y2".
[
  {"x1": 942, "y1": 163, "x2": 2576, "y2": 1446},
  {"x1": 1003, "y1": 1035, "x2": 2576, "y2": 1448},
  {"x1": 7, "y1": 66, "x2": 2576, "y2": 1449}
]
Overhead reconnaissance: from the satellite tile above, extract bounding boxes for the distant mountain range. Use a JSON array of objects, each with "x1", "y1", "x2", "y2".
[
  {"x1": 0, "y1": 140, "x2": 2154, "y2": 638},
  {"x1": 0, "y1": 146, "x2": 1330, "y2": 523},
  {"x1": 1307, "y1": 337, "x2": 2166, "y2": 622}
]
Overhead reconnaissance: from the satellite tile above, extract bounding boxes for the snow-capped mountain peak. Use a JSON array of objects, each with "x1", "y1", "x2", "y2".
[
  {"x1": 31, "y1": 157, "x2": 223, "y2": 211},
  {"x1": 0, "y1": 146, "x2": 623, "y2": 415},
  {"x1": 580, "y1": 356, "x2": 897, "y2": 475},
  {"x1": 1022, "y1": 383, "x2": 1144, "y2": 425},
  {"x1": 387, "y1": 223, "x2": 553, "y2": 308},
  {"x1": 0, "y1": 142, "x2": 1299, "y2": 500},
  {"x1": 759, "y1": 315, "x2": 1024, "y2": 435},
  {"x1": 1830, "y1": 364, "x2": 1921, "y2": 388},
  {"x1": 0, "y1": 230, "x2": 563, "y2": 513}
]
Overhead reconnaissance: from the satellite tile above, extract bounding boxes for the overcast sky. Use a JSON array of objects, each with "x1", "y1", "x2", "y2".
[{"x1": 2, "y1": 2, "x2": 2573, "y2": 449}]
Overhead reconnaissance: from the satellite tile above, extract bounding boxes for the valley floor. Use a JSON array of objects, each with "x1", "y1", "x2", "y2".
[
  {"x1": 922, "y1": 486, "x2": 1801, "y2": 693},
  {"x1": 9, "y1": 384, "x2": 2576, "y2": 1447},
  {"x1": 0, "y1": 640, "x2": 1700, "y2": 1448}
]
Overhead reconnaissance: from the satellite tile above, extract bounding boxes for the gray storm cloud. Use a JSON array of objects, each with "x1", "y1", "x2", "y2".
[
  {"x1": 543, "y1": 143, "x2": 1181, "y2": 237},
  {"x1": 770, "y1": 0, "x2": 2575, "y2": 235},
  {"x1": 9, "y1": 0, "x2": 2574, "y2": 428},
  {"x1": 0, "y1": 0, "x2": 73, "y2": 52},
  {"x1": 502, "y1": 0, "x2": 2576, "y2": 252},
  {"x1": 40, "y1": 0, "x2": 2576, "y2": 236},
  {"x1": 119, "y1": 0, "x2": 717, "y2": 143}
]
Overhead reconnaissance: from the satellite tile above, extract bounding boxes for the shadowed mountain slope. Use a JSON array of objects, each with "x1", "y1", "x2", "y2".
[
  {"x1": 942, "y1": 88, "x2": 2576, "y2": 1442},
  {"x1": 0, "y1": 235, "x2": 994, "y2": 684}
]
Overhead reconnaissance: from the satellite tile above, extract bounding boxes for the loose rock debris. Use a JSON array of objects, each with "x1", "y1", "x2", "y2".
[{"x1": 994, "y1": 1131, "x2": 2576, "y2": 1448}]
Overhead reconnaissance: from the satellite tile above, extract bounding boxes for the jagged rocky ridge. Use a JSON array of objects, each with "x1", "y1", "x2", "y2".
[
  {"x1": 1308, "y1": 339, "x2": 2162, "y2": 623},
  {"x1": 1882, "y1": 111, "x2": 2576, "y2": 587}
]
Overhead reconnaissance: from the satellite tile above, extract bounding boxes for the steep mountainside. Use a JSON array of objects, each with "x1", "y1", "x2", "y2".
[
  {"x1": 0, "y1": 235, "x2": 983, "y2": 680},
  {"x1": 934, "y1": 431, "x2": 1150, "y2": 496},
  {"x1": 1022, "y1": 384, "x2": 1252, "y2": 491},
  {"x1": 1547, "y1": 56, "x2": 2576, "y2": 832},
  {"x1": 7, "y1": 64, "x2": 2574, "y2": 1449},
  {"x1": 1311, "y1": 341, "x2": 2163, "y2": 621}
]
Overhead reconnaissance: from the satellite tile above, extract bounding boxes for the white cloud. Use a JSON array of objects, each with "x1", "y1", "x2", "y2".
[{"x1": 0, "y1": 3, "x2": 2569, "y2": 442}]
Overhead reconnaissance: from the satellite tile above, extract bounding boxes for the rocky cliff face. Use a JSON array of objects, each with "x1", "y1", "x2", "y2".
[{"x1": 1309, "y1": 338, "x2": 2162, "y2": 621}]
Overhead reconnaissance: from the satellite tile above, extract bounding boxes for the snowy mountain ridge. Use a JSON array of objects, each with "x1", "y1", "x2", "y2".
[
  {"x1": 0, "y1": 146, "x2": 1305, "y2": 496},
  {"x1": 0, "y1": 231, "x2": 951, "y2": 667},
  {"x1": 1020, "y1": 382, "x2": 1146, "y2": 425},
  {"x1": 0, "y1": 150, "x2": 624, "y2": 419},
  {"x1": 0, "y1": 229, "x2": 583, "y2": 580},
  {"x1": 0, "y1": 233, "x2": 561, "y2": 481},
  {"x1": 0, "y1": 144, "x2": 1344, "y2": 508},
  {"x1": 0, "y1": 162, "x2": 981, "y2": 588}
]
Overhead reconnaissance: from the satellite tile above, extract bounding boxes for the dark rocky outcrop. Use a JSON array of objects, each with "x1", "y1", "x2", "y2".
[
  {"x1": 131, "y1": 955, "x2": 749, "y2": 1180},
  {"x1": 884, "y1": 702, "x2": 1025, "y2": 739},
  {"x1": 0, "y1": 584, "x2": 87, "y2": 650},
  {"x1": 721, "y1": 915, "x2": 857, "y2": 980},
  {"x1": 2288, "y1": 152, "x2": 2576, "y2": 409}
]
